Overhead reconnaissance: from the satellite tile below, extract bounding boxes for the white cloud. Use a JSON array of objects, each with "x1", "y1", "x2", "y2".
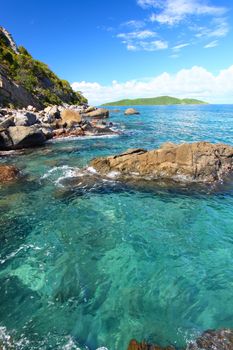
[
  {"x1": 195, "y1": 19, "x2": 229, "y2": 39},
  {"x1": 148, "y1": 0, "x2": 227, "y2": 25},
  {"x1": 117, "y1": 30, "x2": 156, "y2": 40},
  {"x1": 172, "y1": 43, "x2": 190, "y2": 50},
  {"x1": 204, "y1": 40, "x2": 218, "y2": 48},
  {"x1": 127, "y1": 44, "x2": 138, "y2": 51},
  {"x1": 117, "y1": 30, "x2": 168, "y2": 51},
  {"x1": 140, "y1": 40, "x2": 168, "y2": 50},
  {"x1": 121, "y1": 20, "x2": 145, "y2": 29},
  {"x1": 72, "y1": 66, "x2": 233, "y2": 105}
]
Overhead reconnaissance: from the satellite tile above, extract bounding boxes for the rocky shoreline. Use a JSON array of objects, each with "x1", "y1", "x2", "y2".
[{"x1": 0, "y1": 104, "x2": 116, "y2": 151}]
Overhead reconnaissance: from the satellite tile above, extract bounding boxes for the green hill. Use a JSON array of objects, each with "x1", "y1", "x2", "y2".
[
  {"x1": 0, "y1": 26, "x2": 87, "y2": 108},
  {"x1": 102, "y1": 96, "x2": 208, "y2": 106}
]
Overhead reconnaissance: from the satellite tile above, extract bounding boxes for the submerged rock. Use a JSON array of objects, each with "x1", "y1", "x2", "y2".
[
  {"x1": 0, "y1": 165, "x2": 19, "y2": 183},
  {"x1": 127, "y1": 339, "x2": 175, "y2": 350},
  {"x1": 90, "y1": 142, "x2": 233, "y2": 183},
  {"x1": 187, "y1": 329, "x2": 233, "y2": 350},
  {"x1": 124, "y1": 108, "x2": 140, "y2": 115}
]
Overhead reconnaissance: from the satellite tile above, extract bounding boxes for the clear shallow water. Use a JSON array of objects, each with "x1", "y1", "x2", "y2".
[{"x1": 0, "y1": 105, "x2": 233, "y2": 349}]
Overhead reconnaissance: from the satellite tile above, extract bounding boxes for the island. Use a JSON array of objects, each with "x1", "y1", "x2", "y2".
[{"x1": 102, "y1": 96, "x2": 208, "y2": 106}]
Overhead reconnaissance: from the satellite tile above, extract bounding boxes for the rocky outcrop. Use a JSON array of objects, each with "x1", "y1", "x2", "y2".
[
  {"x1": 0, "y1": 165, "x2": 19, "y2": 183},
  {"x1": 0, "y1": 104, "x2": 116, "y2": 149},
  {"x1": 127, "y1": 339, "x2": 175, "y2": 350},
  {"x1": 187, "y1": 329, "x2": 233, "y2": 350},
  {"x1": 124, "y1": 108, "x2": 140, "y2": 115},
  {"x1": 90, "y1": 142, "x2": 233, "y2": 183}
]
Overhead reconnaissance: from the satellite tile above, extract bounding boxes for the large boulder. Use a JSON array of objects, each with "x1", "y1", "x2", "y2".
[
  {"x1": 14, "y1": 112, "x2": 38, "y2": 126},
  {"x1": 0, "y1": 165, "x2": 19, "y2": 183},
  {"x1": 124, "y1": 108, "x2": 140, "y2": 115},
  {"x1": 187, "y1": 329, "x2": 233, "y2": 349},
  {"x1": 90, "y1": 142, "x2": 233, "y2": 183},
  {"x1": 84, "y1": 108, "x2": 109, "y2": 119},
  {"x1": 59, "y1": 109, "x2": 82, "y2": 128},
  {"x1": 7, "y1": 126, "x2": 46, "y2": 149}
]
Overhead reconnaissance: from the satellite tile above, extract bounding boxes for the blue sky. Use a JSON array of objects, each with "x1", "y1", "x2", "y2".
[{"x1": 1, "y1": 0, "x2": 233, "y2": 104}]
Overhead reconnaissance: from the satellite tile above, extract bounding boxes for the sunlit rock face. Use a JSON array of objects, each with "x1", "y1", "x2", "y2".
[{"x1": 90, "y1": 142, "x2": 233, "y2": 183}]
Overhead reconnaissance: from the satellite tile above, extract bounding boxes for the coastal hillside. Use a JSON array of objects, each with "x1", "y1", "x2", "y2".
[
  {"x1": 102, "y1": 96, "x2": 207, "y2": 106},
  {"x1": 0, "y1": 26, "x2": 87, "y2": 108}
]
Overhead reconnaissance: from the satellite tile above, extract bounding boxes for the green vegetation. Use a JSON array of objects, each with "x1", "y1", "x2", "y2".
[
  {"x1": 102, "y1": 96, "x2": 208, "y2": 106},
  {"x1": 0, "y1": 29, "x2": 87, "y2": 106}
]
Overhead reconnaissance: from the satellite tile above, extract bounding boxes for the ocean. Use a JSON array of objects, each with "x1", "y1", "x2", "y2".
[{"x1": 0, "y1": 104, "x2": 233, "y2": 349}]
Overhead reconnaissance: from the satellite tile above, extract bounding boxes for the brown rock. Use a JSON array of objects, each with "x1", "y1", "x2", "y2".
[
  {"x1": 124, "y1": 108, "x2": 140, "y2": 115},
  {"x1": 84, "y1": 106, "x2": 96, "y2": 113},
  {"x1": 59, "y1": 109, "x2": 82, "y2": 128},
  {"x1": 90, "y1": 142, "x2": 233, "y2": 183},
  {"x1": 127, "y1": 339, "x2": 175, "y2": 350},
  {"x1": 83, "y1": 108, "x2": 109, "y2": 119},
  {"x1": 53, "y1": 128, "x2": 85, "y2": 139},
  {"x1": 187, "y1": 329, "x2": 233, "y2": 349},
  {"x1": 0, "y1": 165, "x2": 19, "y2": 183}
]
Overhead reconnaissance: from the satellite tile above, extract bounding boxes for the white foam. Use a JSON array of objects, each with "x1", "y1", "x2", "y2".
[
  {"x1": 47, "y1": 133, "x2": 119, "y2": 143},
  {"x1": 86, "y1": 166, "x2": 98, "y2": 174},
  {"x1": 106, "y1": 171, "x2": 120, "y2": 179},
  {"x1": 0, "y1": 244, "x2": 41, "y2": 265},
  {"x1": 62, "y1": 336, "x2": 81, "y2": 350}
]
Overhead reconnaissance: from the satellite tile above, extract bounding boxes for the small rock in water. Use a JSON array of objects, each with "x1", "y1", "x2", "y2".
[
  {"x1": 0, "y1": 165, "x2": 20, "y2": 183},
  {"x1": 124, "y1": 108, "x2": 140, "y2": 115}
]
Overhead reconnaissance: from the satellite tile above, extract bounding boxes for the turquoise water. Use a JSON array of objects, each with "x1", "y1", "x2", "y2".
[{"x1": 0, "y1": 105, "x2": 233, "y2": 349}]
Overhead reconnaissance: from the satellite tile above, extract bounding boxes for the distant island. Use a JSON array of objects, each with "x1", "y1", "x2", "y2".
[{"x1": 102, "y1": 96, "x2": 208, "y2": 106}]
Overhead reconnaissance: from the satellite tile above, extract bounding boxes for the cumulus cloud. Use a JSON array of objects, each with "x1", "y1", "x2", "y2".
[{"x1": 72, "y1": 66, "x2": 233, "y2": 105}]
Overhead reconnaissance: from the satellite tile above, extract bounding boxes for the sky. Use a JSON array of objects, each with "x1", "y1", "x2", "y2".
[{"x1": 1, "y1": 0, "x2": 233, "y2": 104}]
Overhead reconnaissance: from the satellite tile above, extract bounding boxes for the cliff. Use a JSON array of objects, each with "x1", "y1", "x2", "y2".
[{"x1": 0, "y1": 26, "x2": 87, "y2": 108}]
